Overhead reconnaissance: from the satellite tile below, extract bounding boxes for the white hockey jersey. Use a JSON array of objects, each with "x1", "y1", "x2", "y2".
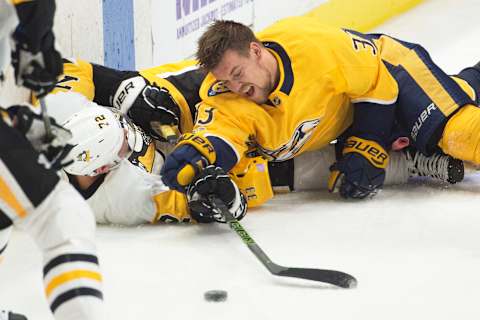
[{"x1": 60, "y1": 159, "x2": 167, "y2": 226}]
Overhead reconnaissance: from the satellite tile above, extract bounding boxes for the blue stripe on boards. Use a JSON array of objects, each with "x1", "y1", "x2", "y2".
[{"x1": 102, "y1": 0, "x2": 135, "y2": 69}]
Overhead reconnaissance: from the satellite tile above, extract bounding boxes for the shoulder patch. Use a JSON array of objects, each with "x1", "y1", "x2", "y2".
[{"x1": 208, "y1": 81, "x2": 230, "y2": 96}]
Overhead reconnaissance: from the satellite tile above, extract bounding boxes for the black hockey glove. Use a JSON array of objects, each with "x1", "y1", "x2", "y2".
[
  {"x1": 187, "y1": 165, "x2": 247, "y2": 223},
  {"x1": 112, "y1": 76, "x2": 180, "y2": 141},
  {"x1": 7, "y1": 105, "x2": 74, "y2": 171},
  {"x1": 11, "y1": 31, "x2": 63, "y2": 97},
  {"x1": 328, "y1": 136, "x2": 389, "y2": 199}
]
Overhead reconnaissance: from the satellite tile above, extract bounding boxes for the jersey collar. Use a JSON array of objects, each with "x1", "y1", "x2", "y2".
[{"x1": 263, "y1": 41, "x2": 294, "y2": 106}]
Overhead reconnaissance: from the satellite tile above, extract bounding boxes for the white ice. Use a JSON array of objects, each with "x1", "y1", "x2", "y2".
[{"x1": 2, "y1": 0, "x2": 480, "y2": 319}]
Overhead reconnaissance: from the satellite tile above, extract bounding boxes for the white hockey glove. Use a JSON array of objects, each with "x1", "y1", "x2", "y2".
[
  {"x1": 112, "y1": 76, "x2": 180, "y2": 141},
  {"x1": 187, "y1": 165, "x2": 247, "y2": 223},
  {"x1": 6, "y1": 104, "x2": 74, "y2": 170}
]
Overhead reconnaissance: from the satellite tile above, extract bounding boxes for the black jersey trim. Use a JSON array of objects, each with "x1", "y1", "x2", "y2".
[
  {"x1": 0, "y1": 243, "x2": 7, "y2": 255},
  {"x1": 43, "y1": 254, "x2": 99, "y2": 277},
  {"x1": 263, "y1": 41, "x2": 294, "y2": 95},
  {"x1": 164, "y1": 68, "x2": 207, "y2": 122},
  {"x1": 67, "y1": 173, "x2": 106, "y2": 200},
  {"x1": 50, "y1": 288, "x2": 103, "y2": 313}
]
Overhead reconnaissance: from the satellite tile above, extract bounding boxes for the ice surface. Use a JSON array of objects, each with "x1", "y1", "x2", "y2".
[{"x1": 2, "y1": 0, "x2": 480, "y2": 319}]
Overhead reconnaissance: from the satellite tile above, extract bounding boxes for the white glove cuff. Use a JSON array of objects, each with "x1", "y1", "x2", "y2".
[
  {"x1": 112, "y1": 76, "x2": 147, "y2": 114},
  {"x1": 225, "y1": 182, "x2": 247, "y2": 221}
]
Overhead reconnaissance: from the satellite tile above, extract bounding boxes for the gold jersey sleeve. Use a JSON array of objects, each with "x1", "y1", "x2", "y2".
[
  {"x1": 10, "y1": 0, "x2": 33, "y2": 5},
  {"x1": 152, "y1": 189, "x2": 191, "y2": 223},
  {"x1": 197, "y1": 16, "x2": 404, "y2": 163},
  {"x1": 31, "y1": 58, "x2": 96, "y2": 106}
]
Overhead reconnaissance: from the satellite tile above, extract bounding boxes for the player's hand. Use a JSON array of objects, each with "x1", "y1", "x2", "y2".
[
  {"x1": 161, "y1": 133, "x2": 217, "y2": 192},
  {"x1": 113, "y1": 76, "x2": 181, "y2": 140},
  {"x1": 11, "y1": 31, "x2": 63, "y2": 97},
  {"x1": 128, "y1": 85, "x2": 180, "y2": 140},
  {"x1": 161, "y1": 145, "x2": 208, "y2": 192},
  {"x1": 328, "y1": 136, "x2": 388, "y2": 199},
  {"x1": 7, "y1": 105, "x2": 74, "y2": 170},
  {"x1": 187, "y1": 165, "x2": 247, "y2": 223}
]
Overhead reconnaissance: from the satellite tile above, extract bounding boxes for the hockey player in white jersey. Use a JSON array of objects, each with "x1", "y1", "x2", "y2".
[
  {"x1": 0, "y1": 1, "x2": 104, "y2": 319},
  {"x1": 61, "y1": 100, "x2": 177, "y2": 225}
]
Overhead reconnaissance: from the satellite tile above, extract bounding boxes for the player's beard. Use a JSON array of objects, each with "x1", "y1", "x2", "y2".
[{"x1": 251, "y1": 65, "x2": 275, "y2": 104}]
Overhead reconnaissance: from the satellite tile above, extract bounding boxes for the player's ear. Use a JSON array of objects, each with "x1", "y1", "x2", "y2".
[{"x1": 250, "y1": 42, "x2": 262, "y2": 58}]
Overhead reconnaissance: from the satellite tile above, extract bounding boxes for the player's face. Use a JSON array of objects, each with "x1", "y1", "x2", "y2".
[
  {"x1": 92, "y1": 129, "x2": 130, "y2": 175},
  {"x1": 118, "y1": 130, "x2": 131, "y2": 159},
  {"x1": 212, "y1": 43, "x2": 275, "y2": 104}
]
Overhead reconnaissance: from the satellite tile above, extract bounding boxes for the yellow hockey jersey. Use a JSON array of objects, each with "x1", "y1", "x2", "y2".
[
  {"x1": 196, "y1": 16, "x2": 478, "y2": 164},
  {"x1": 196, "y1": 16, "x2": 404, "y2": 163}
]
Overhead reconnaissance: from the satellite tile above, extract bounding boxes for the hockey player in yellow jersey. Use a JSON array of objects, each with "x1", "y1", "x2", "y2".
[
  {"x1": 160, "y1": 17, "x2": 480, "y2": 200},
  {"x1": 44, "y1": 58, "x2": 466, "y2": 215}
]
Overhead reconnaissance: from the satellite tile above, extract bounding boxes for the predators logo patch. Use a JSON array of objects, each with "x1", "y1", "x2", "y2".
[
  {"x1": 208, "y1": 81, "x2": 230, "y2": 96},
  {"x1": 254, "y1": 119, "x2": 321, "y2": 161}
]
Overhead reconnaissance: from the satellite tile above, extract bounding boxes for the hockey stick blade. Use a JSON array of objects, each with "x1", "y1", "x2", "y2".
[
  {"x1": 275, "y1": 266, "x2": 357, "y2": 288},
  {"x1": 210, "y1": 195, "x2": 357, "y2": 289}
]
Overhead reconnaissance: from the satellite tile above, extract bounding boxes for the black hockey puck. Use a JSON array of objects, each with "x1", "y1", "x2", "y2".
[{"x1": 204, "y1": 290, "x2": 228, "y2": 302}]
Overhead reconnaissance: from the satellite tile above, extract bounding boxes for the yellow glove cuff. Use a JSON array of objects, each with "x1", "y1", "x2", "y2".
[
  {"x1": 343, "y1": 136, "x2": 389, "y2": 169},
  {"x1": 327, "y1": 170, "x2": 342, "y2": 193},
  {"x1": 176, "y1": 133, "x2": 217, "y2": 164}
]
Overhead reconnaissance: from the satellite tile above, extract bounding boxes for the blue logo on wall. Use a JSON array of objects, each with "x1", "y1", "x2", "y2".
[{"x1": 177, "y1": 0, "x2": 217, "y2": 20}]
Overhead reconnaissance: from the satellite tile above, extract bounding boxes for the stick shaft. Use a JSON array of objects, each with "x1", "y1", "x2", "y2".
[{"x1": 39, "y1": 97, "x2": 54, "y2": 141}]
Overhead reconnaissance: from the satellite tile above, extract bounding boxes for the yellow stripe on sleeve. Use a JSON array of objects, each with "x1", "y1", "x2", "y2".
[
  {"x1": 0, "y1": 176, "x2": 27, "y2": 218},
  {"x1": 10, "y1": 0, "x2": 34, "y2": 5},
  {"x1": 379, "y1": 38, "x2": 459, "y2": 116}
]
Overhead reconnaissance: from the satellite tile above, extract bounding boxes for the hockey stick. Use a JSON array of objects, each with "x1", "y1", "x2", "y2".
[
  {"x1": 209, "y1": 195, "x2": 357, "y2": 289},
  {"x1": 38, "y1": 97, "x2": 54, "y2": 142}
]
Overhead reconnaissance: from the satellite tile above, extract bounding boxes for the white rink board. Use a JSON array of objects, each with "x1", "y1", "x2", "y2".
[{"x1": 150, "y1": 0, "x2": 329, "y2": 65}]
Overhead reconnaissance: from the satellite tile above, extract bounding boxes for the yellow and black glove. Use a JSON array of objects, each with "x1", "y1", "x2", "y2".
[
  {"x1": 161, "y1": 133, "x2": 216, "y2": 192},
  {"x1": 328, "y1": 136, "x2": 389, "y2": 199}
]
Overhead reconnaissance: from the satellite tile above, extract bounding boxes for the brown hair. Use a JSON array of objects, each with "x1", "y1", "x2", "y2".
[{"x1": 196, "y1": 20, "x2": 260, "y2": 71}]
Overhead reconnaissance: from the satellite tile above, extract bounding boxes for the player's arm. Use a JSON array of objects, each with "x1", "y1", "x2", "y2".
[
  {"x1": 160, "y1": 100, "x2": 251, "y2": 216},
  {"x1": 90, "y1": 62, "x2": 139, "y2": 106},
  {"x1": 10, "y1": 0, "x2": 62, "y2": 96},
  {"x1": 55, "y1": 60, "x2": 182, "y2": 141},
  {"x1": 325, "y1": 30, "x2": 399, "y2": 199},
  {"x1": 150, "y1": 178, "x2": 248, "y2": 224},
  {"x1": 161, "y1": 100, "x2": 251, "y2": 190}
]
